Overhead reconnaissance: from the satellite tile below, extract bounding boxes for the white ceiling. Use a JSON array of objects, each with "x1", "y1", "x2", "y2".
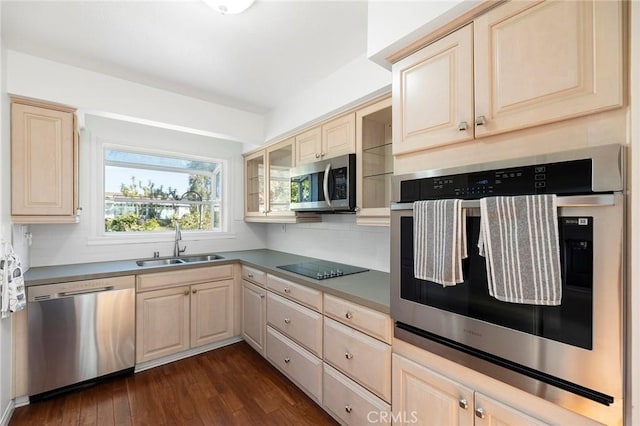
[{"x1": 1, "y1": 0, "x2": 369, "y2": 114}]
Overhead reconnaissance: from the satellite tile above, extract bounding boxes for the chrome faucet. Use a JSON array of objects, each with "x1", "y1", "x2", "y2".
[{"x1": 173, "y1": 222, "x2": 186, "y2": 257}]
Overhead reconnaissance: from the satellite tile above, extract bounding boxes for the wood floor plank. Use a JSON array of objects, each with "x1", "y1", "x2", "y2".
[{"x1": 10, "y1": 342, "x2": 337, "y2": 426}]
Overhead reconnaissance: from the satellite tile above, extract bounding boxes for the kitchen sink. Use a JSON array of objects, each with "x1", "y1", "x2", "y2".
[
  {"x1": 136, "y1": 253, "x2": 224, "y2": 267},
  {"x1": 179, "y1": 254, "x2": 224, "y2": 262},
  {"x1": 136, "y1": 258, "x2": 186, "y2": 267}
]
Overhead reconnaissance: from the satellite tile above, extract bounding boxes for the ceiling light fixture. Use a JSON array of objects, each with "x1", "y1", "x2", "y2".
[{"x1": 203, "y1": 0, "x2": 256, "y2": 15}]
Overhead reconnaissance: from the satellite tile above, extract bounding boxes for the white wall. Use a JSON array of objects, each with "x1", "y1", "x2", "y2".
[
  {"x1": 265, "y1": 216, "x2": 390, "y2": 273},
  {"x1": 367, "y1": 0, "x2": 475, "y2": 68},
  {"x1": 28, "y1": 115, "x2": 267, "y2": 267},
  {"x1": 629, "y1": 2, "x2": 639, "y2": 424},
  {"x1": 6, "y1": 50, "x2": 264, "y2": 145},
  {"x1": 264, "y1": 53, "x2": 391, "y2": 143},
  {"x1": 0, "y1": 5, "x2": 15, "y2": 423}
]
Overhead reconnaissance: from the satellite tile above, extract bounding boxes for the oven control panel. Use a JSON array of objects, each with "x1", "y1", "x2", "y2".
[{"x1": 400, "y1": 158, "x2": 593, "y2": 202}]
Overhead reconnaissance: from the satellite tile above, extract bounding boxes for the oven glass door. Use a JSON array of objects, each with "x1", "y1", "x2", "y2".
[{"x1": 399, "y1": 214, "x2": 593, "y2": 349}]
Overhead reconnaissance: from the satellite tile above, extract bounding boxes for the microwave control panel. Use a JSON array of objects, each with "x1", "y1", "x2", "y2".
[{"x1": 400, "y1": 159, "x2": 593, "y2": 202}]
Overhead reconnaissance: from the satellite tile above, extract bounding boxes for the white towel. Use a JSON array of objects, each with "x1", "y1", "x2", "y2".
[
  {"x1": 1, "y1": 242, "x2": 26, "y2": 318},
  {"x1": 478, "y1": 195, "x2": 562, "y2": 305},
  {"x1": 414, "y1": 199, "x2": 467, "y2": 286}
]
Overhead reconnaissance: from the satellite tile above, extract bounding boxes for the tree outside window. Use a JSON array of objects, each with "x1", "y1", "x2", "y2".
[{"x1": 104, "y1": 149, "x2": 223, "y2": 233}]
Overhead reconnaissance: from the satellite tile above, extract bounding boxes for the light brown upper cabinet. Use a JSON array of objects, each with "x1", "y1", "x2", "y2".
[
  {"x1": 356, "y1": 96, "x2": 393, "y2": 226},
  {"x1": 295, "y1": 113, "x2": 356, "y2": 165},
  {"x1": 393, "y1": 0, "x2": 623, "y2": 157},
  {"x1": 244, "y1": 138, "x2": 319, "y2": 223},
  {"x1": 11, "y1": 97, "x2": 79, "y2": 223}
]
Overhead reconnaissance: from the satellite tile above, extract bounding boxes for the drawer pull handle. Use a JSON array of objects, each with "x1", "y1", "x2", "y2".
[
  {"x1": 284, "y1": 318, "x2": 291, "y2": 324},
  {"x1": 345, "y1": 405, "x2": 352, "y2": 413},
  {"x1": 284, "y1": 287, "x2": 291, "y2": 293},
  {"x1": 183, "y1": 290, "x2": 189, "y2": 296},
  {"x1": 345, "y1": 311, "x2": 353, "y2": 320},
  {"x1": 475, "y1": 408, "x2": 485, "y2": 419},
  {"x1": 457, "y1": 121, "x2": 468, "y2": 131},
  {"x1": 345, "y1": 352, "x2": 353, "y2": 360},
  {"x1": 459, "y1": 399, "x2": 468, "y2": 409},
  {"x1": 248, "y1": 273, "x2": 254, "y2": 278},
  {"x1": 284, "y1": 357, "x2": 291, "y2": 364}
]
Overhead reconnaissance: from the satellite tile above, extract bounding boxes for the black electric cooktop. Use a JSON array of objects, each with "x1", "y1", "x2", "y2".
[{"x1": 277, "y1": 260, "x2": 368, "y2": 280}]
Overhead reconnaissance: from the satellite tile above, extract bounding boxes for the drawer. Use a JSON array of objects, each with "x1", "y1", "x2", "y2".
[
  {"x1": 266, "y1": 326, "x2": 322, "y2": 404},
  {"x1": 137, "y1": 264, "x2": 234, "y2": 292},
  {"x1": 324, "y1": 317, "x2": 391, "y2": 402},
  {"x1": 267, "y1": 291, "x2": 322, "y2": 357},
  {"x1": 323, "y1": 364, "x2": 390, "y2": 426},
  {"x1": 242, "y1": 265, "x2": 266, "y2": 287},
  {"x1": 267, "y1": 274, "x2": 322, "y2": 312},
  {"x1": 324, "y1": 293, "x2": 392, "y2": 343}
]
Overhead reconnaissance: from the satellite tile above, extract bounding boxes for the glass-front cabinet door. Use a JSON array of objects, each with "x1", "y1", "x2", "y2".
[
  {"x1": 267, "y1": 138, "x2": 294, "y2": 217},
  {"x1": 244, "y1": 150, "x2": 265, "y2": 217},
  {"x1": 356, "y1": 96, "x2": 393, "y2": 226}
]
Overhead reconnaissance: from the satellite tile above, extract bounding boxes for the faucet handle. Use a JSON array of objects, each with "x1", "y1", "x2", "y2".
[{"x1": 179, "y1": 246, "x2": 187, "y2": 254}]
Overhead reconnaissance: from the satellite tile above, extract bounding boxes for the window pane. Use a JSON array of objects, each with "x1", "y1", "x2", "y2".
[
  {"x1": 104, "y1": 149, "x2": 222, "y2": 233},
  {"x1": 105, "y1": 149, "x2": 219, "y2": 172}
]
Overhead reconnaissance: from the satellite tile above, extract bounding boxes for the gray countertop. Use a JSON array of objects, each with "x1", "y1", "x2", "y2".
[{"x1": 24, "y1": 249, "x2": 391, "y2": 313}]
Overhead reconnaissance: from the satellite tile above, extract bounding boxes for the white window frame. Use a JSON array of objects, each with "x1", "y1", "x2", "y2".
[{"x1": 89, "y1": 139, "x2": 233, "y2": 245}]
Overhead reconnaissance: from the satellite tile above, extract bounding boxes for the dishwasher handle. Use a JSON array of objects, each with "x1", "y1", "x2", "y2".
[
  {"x1": 28, "y1": 278, "x2": 134, "y2": 302},
  {"x1": 58, "y1": 286, "x2": 115, "y2": 297}
]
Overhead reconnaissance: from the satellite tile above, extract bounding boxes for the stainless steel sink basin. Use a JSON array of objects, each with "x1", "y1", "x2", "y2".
[
  {"x1": 179, "y1": 254, "x2": 224, "y2": 262},
  {"x1": 136, "y1": 258, "x2": 186, "y2": 267},
  {"x1": 136, "y1": 253, "x2": 223, "y2": 267}
]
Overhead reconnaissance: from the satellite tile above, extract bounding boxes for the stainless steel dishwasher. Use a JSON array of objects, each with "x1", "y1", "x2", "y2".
[{"x1": 27, "y1": 276, "x2": 135, "y2": 399}]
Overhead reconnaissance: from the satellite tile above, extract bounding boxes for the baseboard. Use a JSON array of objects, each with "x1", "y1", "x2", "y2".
[
  {"x1": 0, "y1": 399, "x2": 15, "y2": 426},
  {"x1": 13, "y1": 396, "x2": 29, "y2": 408},
  {"x1": 135, "y1": 336, "x2": 243, "y2": 373}
]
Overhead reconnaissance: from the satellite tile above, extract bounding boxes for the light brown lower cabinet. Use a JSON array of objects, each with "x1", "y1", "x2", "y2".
[
  {"x1": 241, "y1": 279, "x2": 266, "y2": 355},
  {"x1": 392, "y1": 353, "x2": 602, "y2": 426},
  {"x1": 323, "y1": 363, "x2": 390, "y2": 425},
  {"x1": 136, "y1": 266, "x2": 234, "y2": 364},
  {"x1": 266, "y1": 326, "x2": 323, "y2": 404}
]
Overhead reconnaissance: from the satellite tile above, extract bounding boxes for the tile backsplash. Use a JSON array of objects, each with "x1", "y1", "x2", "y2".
[{"x1": 265, "y1": 215, "x2": 390, "y2": 272}]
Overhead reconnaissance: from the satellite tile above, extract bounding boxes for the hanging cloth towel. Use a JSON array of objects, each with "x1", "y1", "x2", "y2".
[
  {"x1": 478, "y1": 195, "x2": 562, "y2": 305},
  {"x1": 414, "y1": 199, "x2": 467, "y2": 286},
  {"x1": 1, "y1": 242, "x2": 26, "y2": 318}
]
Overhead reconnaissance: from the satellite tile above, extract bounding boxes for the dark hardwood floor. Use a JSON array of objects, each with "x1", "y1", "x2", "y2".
[{"x1": 10, "y1": 342, "x2": 338, "y2": 425}]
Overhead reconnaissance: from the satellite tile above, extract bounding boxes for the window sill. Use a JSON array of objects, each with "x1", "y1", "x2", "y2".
[{"x1": 87, "y1": 231, "x2": 236, "y2": 246}]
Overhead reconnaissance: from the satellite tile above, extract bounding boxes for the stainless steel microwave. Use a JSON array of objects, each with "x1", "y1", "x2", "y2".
[{"x1": 290, "y1": 154, "x2": 356, "y2": 212}]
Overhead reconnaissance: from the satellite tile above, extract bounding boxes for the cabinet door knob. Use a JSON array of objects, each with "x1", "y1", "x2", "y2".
[
  {"x1": 457, "y1": 121, "x2": 468, "y2": 131},
  {"x1": 458, "y1": 399, "x2": 468, "y2": 409},
  {"x1": 345, "y1": 405, "x2": 352, "y2": 413},
  {"x1": 183, "y1": 290, "x2": 189, "y2": 296},
  {"x1": 284, "y1": 317, "x2": 291, "y2": 324},
  {"x1": 247, "y1": 273, "x2": 254, "y2": 278},
  {"x1": 260, "y1": 294, "x2": 265, "y2": 299},
  {"x1": 192, "y1": 289, "x2": 197, "y2": 294},
  {"x1": 284, "y1": 357, "x2": 291, "y2": 364},
  {"x1": 284, "y1": 287, "x2": 291, "y2": 293},
  {"x1": 345, "y1": 311, "x2": 353, "y2": 320},
  {"x1": 475, "y1": 408, "x2": 485, "y2": 419},
  {"x1": 345, "y1": 352, "x2": 353, "y2": 360},
  {"x1": 315, "y1": 153, "x2": 320, "y2": 159},
  {"x1": 320, "y1": 152, "x2": 325, "y2": 157},
  {"x1": 475, "y1": 116, "x2": 487, "y2": 126}
]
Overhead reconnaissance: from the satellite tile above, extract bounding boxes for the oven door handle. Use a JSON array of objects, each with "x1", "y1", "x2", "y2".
[
  {"x1": 391, "y1": 194, "x2": 616, "y2": 211},
  {"x1": 323, "y1": 163, "x2": 332, "y2": 207}
]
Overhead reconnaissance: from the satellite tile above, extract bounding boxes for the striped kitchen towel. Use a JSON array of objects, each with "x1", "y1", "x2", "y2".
[
  {"x1": 414, "y1": 199, "x2": 467, "y2": 286},
  {"x1": 478, "y1": 195, "x2": 562, "y2": 305}
]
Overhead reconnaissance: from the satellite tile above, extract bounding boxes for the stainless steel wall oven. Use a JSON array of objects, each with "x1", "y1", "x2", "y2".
[{"x1": 390, "y1": 145, "x2": 624, "y2": 420}]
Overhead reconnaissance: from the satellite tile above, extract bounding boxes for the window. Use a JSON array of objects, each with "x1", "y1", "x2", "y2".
[{"x1": 104, "y1": 149, "x2": 223, "y2": 233}]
